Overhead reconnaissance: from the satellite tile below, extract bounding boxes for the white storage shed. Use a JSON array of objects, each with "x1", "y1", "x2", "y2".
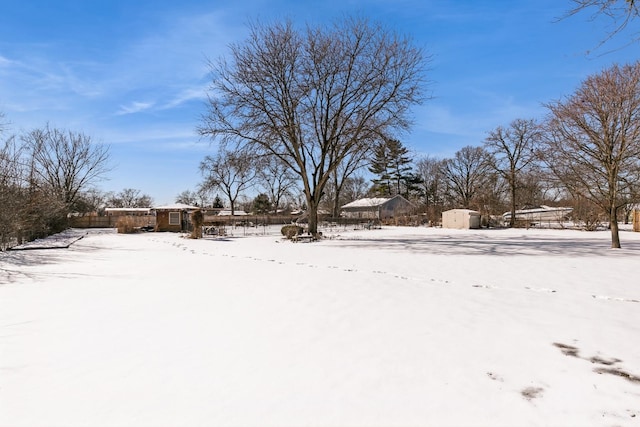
[{"x1": 442, "y1": 209, "x2": 481, "y2": 229}]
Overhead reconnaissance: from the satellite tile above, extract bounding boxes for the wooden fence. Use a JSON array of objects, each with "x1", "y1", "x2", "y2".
[{"x1": 70, "y1": 216, "x2": 155, "y2": 229}]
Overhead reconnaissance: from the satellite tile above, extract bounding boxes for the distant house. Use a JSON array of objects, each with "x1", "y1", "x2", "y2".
[
  {"x1": 442, "y1": 209, "x2": 481, "y2": 229},
  {"x1": 152, "y1": 203, "x2": 200, "y2": 232},
  {"x1": 341, "y1": 195, "x2": 415, "y2": 220},
  {"x1": 502, "y1": 205, "x2": 573, "y2": 225}
]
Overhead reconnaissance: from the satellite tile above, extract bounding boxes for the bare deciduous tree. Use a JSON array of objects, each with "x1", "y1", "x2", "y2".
[
  {"x1": 23, "y1": 124, "x2": 111, "y2": 211},
  {"x1": 415, "y1": 156, "x2": 447, "y2": 224},
  {"x1": 542, "y1": 61, "x2": 640, "y2": 248},
  {"x1": 107, "y1": 188, "x2": 153, "y2": 208},
  {"x1": 563, "y1": 0, "x2": 639, "y2": 53},
  {"x1": 257, "y1": 156, "x2": 299, "y2": 214},
  {"x1": 74, "y1": 188, "x2": 107, "y2": 214},
  {"x1": 484, "y1": 118, "x2": 541, "y2": 227},
  {"x1": 441, "y1": 146, "x2": 494, "y2": 210},
  {"x1": 199, "y1": 17, "x2": 429, "y2": 235},
  {"x1": 342, "y1": 175, "x2": 369, "y2": 203},
  {"x1": 199, "y1": 149, "x2": 259, "y2": 215},
  {"x1": 175, "y1": 190, "x2": 200, "y2": 206},
  {"x1": 0, "y1": 134, "x2": 27, "y2": 249},
  {"x1": 327, "y1": 148, "x2": 370, "y2": 218}
]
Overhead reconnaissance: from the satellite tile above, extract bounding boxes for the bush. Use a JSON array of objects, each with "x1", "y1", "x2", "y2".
[
  {"x1": 190, "y1": 210, "x2": 204, "y2": 239},
  {"x1": 116, "y1": 216, "x2": 138, "y2": 234},
  {"x1": 281, "y1": 224, "x2": 303, "y2": 239}
]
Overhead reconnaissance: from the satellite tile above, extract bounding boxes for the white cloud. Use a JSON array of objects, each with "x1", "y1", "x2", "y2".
[
  {"x1": 116, "y1": 101, "x2": 155, "y2": 116},
  {"x1": 0, "y1": 54, "x2": 16, "y2": 67},
  {"x1": 161, "y1": 86, "x2": 208, "y2": 110}
]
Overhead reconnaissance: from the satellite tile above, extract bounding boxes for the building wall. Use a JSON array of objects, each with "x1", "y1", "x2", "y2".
[
  {"x1": 442, "y1": 209, "x2": 480, "y2": 229},
  {"x1": 155, "y1": 211, "x2": 182, "y2": 232},
  {"x1": 342, "y1": 209, "x2": 380, "y2": 219},
  {"x1": 380, "y1": 197, "x2": 412, "y2": 219}
]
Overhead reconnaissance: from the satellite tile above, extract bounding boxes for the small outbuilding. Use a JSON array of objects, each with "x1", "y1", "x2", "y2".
[
  {"x1": 341, "y1": 195, "x2": 415, "y2": 220},
  {"x1": 442, "y1": 209, "x2": 481, "y2": 229},
  {"x1": 152, "y1": 203, "x2": 200, "y2": 232}
]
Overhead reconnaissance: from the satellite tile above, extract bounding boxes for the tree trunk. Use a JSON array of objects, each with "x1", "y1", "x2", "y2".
[
  {"x1": 331, "y1": 198, "x2": 339, "y2": 219},
  {"x1": 510, "y1": 184, "x2": 517, "y2": 228},
  {"x1": 610, "y1": 205, "x2": 621, "y2": 249},
  {"x1": 307, "y1": 198, "x2": 319, "y2": 236}
]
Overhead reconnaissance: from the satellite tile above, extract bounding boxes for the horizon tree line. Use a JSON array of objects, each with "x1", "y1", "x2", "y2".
[
  {"x1": 198, "y1": 58, "x2": 640, "y2": 248},
  {"x1": 3, "y1": 8, "x2": 640, "y2": 249}
]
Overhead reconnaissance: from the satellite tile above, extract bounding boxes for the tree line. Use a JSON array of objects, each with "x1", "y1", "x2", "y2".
[
  {"x1": 0, "y1": 123, "x2": 112, "y2": 250},
  {"x1": 3, "y1": 5, "x2": 640, "y2": 249},
  {"x1": 0, "y1": 121, "x2": 157, "y2": 250},
  {"x1": 197, "y1": 17, "x2": 640, "y2": 248}
]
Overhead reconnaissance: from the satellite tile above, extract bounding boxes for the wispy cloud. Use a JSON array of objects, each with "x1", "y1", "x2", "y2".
[
  {"x1": 161, "y1": 86, "x2": 208, "y2": 110},
  {"x1": 116, "y1": 101, "x2": 155, "y2": 116},
  {"x1": 0, "y1": 54, "x2": 15, "y2": 67}
]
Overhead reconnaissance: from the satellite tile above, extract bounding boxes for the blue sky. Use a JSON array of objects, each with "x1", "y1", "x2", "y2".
[{"x1": 1, "y1": 0, "x2": 639, "y2": 205}]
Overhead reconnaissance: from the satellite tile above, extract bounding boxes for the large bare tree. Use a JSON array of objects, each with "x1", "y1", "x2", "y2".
[
  {"x1": 484, "y1": 119, "x2": 542, "y2": 227},
  {"x1": 199, "y1": 148, "x2": 259, "y2": 215},
  {"x1": 441, "y1": 146, "x2": 494, "y2": 210},
  {"x1": 415, "y1": 155, "x2": 447, "y2": 224},
  {"x1": 23, "y1": 125, "x2": 111, "y2": 211},
  {"x1": 542, "y1": 62, "x2": 640, "y2": 248},
  {"x1": 199, "y1": 17, "x2": 428, "y2": 235},
  {"x1": 107, "y1": 188, "x2": 153, "y2": 208}
]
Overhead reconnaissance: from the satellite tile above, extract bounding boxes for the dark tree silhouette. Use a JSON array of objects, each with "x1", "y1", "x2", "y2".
[{"x1": 199, "y1": 17, "x2": 429, "y2": 235}]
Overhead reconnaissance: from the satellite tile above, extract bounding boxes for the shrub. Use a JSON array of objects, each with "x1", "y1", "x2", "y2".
[
  {"x1": 190, "y1": 210, "x2": 204, "y2": 239},
  {"x1": 116, "y1": 216, "x2": 138, "y2": 234},
  {"x1": 281, "y1": 224, "x2": 303, "y2": 239}
]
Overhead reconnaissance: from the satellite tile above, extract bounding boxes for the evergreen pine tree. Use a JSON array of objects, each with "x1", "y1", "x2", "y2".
[
  {"x1": 369, "y1": 138, "x2": 414, "y2": 197},
  {"x1": 368, "y1": 142, "x2": 392, "y2": 196}
]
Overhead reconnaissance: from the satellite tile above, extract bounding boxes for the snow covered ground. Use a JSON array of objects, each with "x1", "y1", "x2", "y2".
[{"x1": 1, "y1": 225, "x2": 639, "y2": 426}]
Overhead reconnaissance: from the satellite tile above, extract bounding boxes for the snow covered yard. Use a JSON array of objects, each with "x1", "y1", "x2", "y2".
[{"x1": 1, "y1": 226, "x2": 639, "y2": 426}]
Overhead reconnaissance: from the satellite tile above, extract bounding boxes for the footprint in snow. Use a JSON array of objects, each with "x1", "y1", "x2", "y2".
[
  {"x1": 473, "y1": 284, "x2": 496, "y2": 289},
  {"x1": 592, "y1": 295, "x2": 639, "y2": 303},
  {"x1": 486, "y1": 371, "x2": 504, "y2": 382},
  {"x1": 525, "y1": 286, "x2": 556, "y2": 293}
]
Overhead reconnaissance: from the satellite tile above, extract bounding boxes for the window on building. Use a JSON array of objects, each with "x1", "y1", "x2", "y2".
[{"x1": 169, "y1": 212, "x2": 180, "y2": 225}]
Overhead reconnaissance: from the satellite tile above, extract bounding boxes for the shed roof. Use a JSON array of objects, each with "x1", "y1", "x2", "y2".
[
  {"x1": 443, "y1": 208, "x2": 480, "y2": 215},
  {"x1": 341, "y1": 195, "x2": 415, "y2": 210},
  {"x1": 341, "y1": 197, "x2": 391, "y2": 209}
]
